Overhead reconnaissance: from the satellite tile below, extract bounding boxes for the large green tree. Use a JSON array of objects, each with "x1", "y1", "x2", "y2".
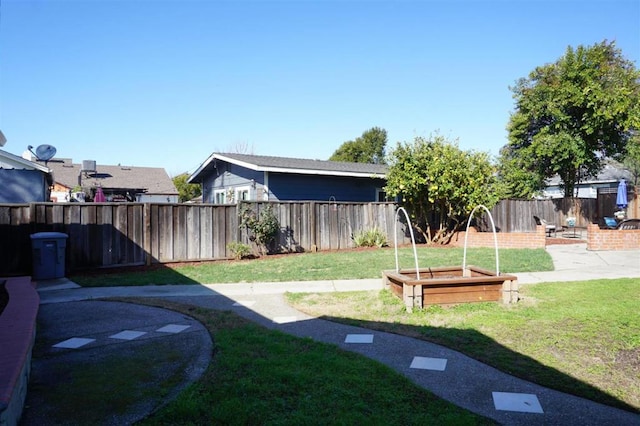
[
  {"x1": 385, "y1": 135, "x2": 499, "y2": 244},
  {"x1": 329, "y1": 127, "x2": 387, "y2": 164},
  {"x1": 173, "y1": 173, "x2": 202, "y2": 203},
  {"x1": 503, "y1": 40, "x2": 640, "y2": 198}
]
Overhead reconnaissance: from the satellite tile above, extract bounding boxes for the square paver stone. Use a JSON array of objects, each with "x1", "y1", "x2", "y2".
[
  {"x1": 53, "y1": 337, "x2": 96, "y2": 349},
  {"x1": 156, "y1": 324, "x2": 191, "y2": 333},
  {"x1": 110, "y1": 330, "x2": 147, "y2": 340},
  {"x1": 410, "y1": 356, "x2": 448, "y2": 371},
  {"x1": 492, "y1": 392, "x2": 544, "y2": 413},
  {"x1": 345, "y1": 334, "x2": 374, "y2": 344},
  {"x1": 273, "y1": 316, "x2": 298, "y2": 324}
]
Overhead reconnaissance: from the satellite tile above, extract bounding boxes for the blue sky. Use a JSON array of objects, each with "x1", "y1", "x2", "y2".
[{"x1": 1, "y1": 0, "x2": 638, "y2": 177}]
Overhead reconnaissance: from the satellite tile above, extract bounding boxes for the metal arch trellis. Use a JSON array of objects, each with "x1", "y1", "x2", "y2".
[
  {"x1": 394, "y1": 207, "x2": 421, "y2": 279},
  {"x1": 393, "y1": 204, "x2": 501, "y2": 280},
  {"x1": 462, "y1": 204, "x2": 500, "y2": 276}
]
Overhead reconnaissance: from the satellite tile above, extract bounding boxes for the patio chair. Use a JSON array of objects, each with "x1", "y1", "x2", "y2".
[
  {"x1": 533, "y1": 215, "x2": 557, "y2": 237},
  {"x1": 603, "y1": 217, "x2": 618, "y2": 229},
  {"x1": 616, "y1": 219, "x2": 640, "y2": 230}
]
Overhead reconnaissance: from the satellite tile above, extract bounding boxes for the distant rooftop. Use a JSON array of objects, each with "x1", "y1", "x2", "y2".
[
  {"x1": 546, "y1": 160, "x2": 633, "y2": 186},
  {"x1": 38, "y1": 158, "x2": 178, "y2": 195}
]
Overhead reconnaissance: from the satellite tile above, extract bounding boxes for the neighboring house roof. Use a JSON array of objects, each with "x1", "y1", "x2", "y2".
[
  {"x1": 545, "y1": 160, "x2": 632, "y2": 186},
  {"x1": 0, "y1": 148, "x2": 51, "y2": 173},
  {"x1": 189, "y1": 152, "x2": 387, "y2": 183},
  {"x1": 39, "y1": 158, "x2": 178, "y2": 195}
]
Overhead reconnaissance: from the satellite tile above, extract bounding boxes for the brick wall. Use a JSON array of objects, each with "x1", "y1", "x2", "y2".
[
  {"x1": 587, "y1": 223, "x2": 640, "y2": 251},
  {"x1": 0, "y1": 277, "x2": 39, "y2": 426},
  {"x1": 450, "y1": 225, "x2": 546, "y2": 249}
]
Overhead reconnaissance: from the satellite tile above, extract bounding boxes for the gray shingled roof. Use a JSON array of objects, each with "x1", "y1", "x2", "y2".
[
  {"x1": 546, "y1": 160, "x2": 632, "y2": 185},
  {"x1": 41, "y1": 158, "x2": 178, "y2": 194},
  {"x1": 190, "y1": 152, "x2": 387, "y2": 183}
]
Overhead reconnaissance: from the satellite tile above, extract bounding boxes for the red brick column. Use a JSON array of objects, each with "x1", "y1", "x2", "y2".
[
  {"x1": 587, "y1": 223, "x2": 640, "y2": 250},
  {"x1": 450, "y1": 226, "x2": 545, "y2": 249}
]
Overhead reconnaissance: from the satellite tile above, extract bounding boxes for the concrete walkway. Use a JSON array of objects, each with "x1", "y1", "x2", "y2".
[{"x1": 32, "y1": 243, "x2": 640, "y2": 425}]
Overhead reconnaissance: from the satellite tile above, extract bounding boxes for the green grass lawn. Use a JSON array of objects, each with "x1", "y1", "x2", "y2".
[
  {"x1": 287, "y1": 278, "x2": 640, "y2": 413},
  {"x1": 63, "y1": 247, "x2": 639, "y2": 419},
  {"x1": 136, "y1": 301, "x2": 496, "y2": 426},
  {"x1": 70, "y1": 246, "x2": 553, "y2": 287},
  {"x1": 30, "y1": 298, "x2": 494, "y2": 425}
]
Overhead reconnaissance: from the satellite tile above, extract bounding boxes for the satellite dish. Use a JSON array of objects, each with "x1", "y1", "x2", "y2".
[{"x1": 29, "y1": 144, "x2": 57, "y2": 162}]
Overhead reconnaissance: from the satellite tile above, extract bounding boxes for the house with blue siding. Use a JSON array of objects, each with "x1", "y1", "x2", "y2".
[
  {"x1": 0, "y1": 149, "x2": 52, "y2": 203},
  {"x1": 188, "y1": 153, "x2": 388, "y2": 203}
]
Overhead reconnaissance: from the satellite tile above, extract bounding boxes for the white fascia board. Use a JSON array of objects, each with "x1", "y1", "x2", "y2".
[
  {"x1": 188, "y1": 152, "x2": 260, "y2": 183},
  {"x1": 213, "y1": 153, "x2": 261, "y2": 171},
  {"x1": 545, "y1": 177, "x2": 620, "y2": 186},
  {"x1": 258, "y1": 166, "x2": 386, "y2": 179},
  {"x1": 576, "y1": 179, "x2": 618, "y2": 185},
  {"x1": 187, "y1": 152, "x2": 218, "y2": 184},
  {"x1": 0, "y1": 149, "x2": 51, "y2": 173}
]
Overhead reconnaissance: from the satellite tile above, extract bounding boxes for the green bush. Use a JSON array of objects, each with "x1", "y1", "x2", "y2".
[
  {"x1": 227, "y1": 242, "x2": 252, "y2": 260},
  {"x1": 352, "y1": 227, "x2": 387, "y2": 248},
  {"x1": 239, "y1": 203, "x2": 280, "y2": 255}
]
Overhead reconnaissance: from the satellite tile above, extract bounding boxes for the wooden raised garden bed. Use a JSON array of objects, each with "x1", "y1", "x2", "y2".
[{"x1": 383, "y1": 266, "x2": 518, "y2": 311}]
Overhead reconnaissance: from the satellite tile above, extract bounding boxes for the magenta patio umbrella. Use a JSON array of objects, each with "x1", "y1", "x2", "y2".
[{"x1": 94, "y1": 187, "x2": 106, "y2": 202}]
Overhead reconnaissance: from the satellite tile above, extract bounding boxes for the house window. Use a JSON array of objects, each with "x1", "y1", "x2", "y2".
[
  {"x1": 235, "y1": 186, "x2": 251, "y2": 202},
  {"x1": 376, "y1": 188, "x2": 391, "y2": 202},
  {"x1": 214, "y1": 190, "x2": 225, "y2": 204}
]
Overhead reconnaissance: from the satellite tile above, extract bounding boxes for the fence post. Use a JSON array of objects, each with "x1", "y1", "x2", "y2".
[
  {"x1": 143, "y1": 203, "x2": 152, "y2": 266},
  {"x1": 309, "y1": 201, "x2": 316, "y2": 250},
  {"x1": 235, "y1": 202, "x2": 242, "y2": 245},
  {"x1": 28, "y1": 202, "x2": 37, "y2": 233}
]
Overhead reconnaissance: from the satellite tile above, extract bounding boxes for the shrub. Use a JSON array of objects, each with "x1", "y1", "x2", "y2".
[
  {"x1": 239, "y1": 203, "x2": 280, "y2": 255},
  {"x1": 227, "y1": 242, "x2": 252, "y2": 260},
  {"x1": 352, "y1": 227, "x2": 387, "y2": 248}
]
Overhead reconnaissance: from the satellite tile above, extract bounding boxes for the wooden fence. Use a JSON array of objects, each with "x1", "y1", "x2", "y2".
[
  {"x1": 1, "y1": 192, "x2": 636, "y2": 275},
  {"x1": 596, "y1": 185, "x2": 639, "y2": 221},
  {"x1": 481, "y1": 186, "x2": 637, "y2": 232},
  {"x1": 0, "y1": 201, "x2": 407, "y2": 275},
  {"x1": 483, "y1": 198, "x2": 598, "y2": 232}
]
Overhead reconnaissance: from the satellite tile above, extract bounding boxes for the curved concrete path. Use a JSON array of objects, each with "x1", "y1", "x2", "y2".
[{"x1": 32, "y1": 243, "x2": 640, "y2": 425}]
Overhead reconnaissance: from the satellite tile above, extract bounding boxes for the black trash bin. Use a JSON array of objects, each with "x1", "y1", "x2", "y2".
[{"x1": 30, "y1": 232, "x2": 68, "y2": 280}]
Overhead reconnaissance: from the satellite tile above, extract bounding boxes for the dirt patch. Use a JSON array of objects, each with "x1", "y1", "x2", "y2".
[{"x1": 616, "y1": 348, "x2": 640, "y2": 372}]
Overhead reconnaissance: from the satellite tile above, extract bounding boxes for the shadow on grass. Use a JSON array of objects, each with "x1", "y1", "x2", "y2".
[
  {"x1": 69, "y1": 263, "x2": 201, "y2": 287},
  {"x1": 24, "y1": 294, "x2": 496, "y2": 426},
  {"x1": 26, "y1": 263, "x2": 639, "y2": 424},
  {"x1": 311, "y1": 313, "x2": 640, "y2": 415}
]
